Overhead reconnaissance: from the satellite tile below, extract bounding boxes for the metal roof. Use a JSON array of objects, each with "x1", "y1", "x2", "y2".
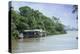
[{"x1": 24, "y1": 29, "x2": 45, "y2": 32}]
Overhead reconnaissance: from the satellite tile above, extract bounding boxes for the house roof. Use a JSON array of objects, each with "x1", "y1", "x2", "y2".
[{"x1": 24, "y1": 29, "x2": 45, "y2": 32}]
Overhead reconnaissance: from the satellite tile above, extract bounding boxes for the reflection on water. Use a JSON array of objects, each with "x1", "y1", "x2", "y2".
[{"x1": 12, "y1": 31, "x2": 78, "y2": 53}]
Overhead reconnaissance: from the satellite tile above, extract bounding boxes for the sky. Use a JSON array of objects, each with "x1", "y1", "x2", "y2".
[{"x1": 12, "y1": 1, "x2": 78, "y2": 29}]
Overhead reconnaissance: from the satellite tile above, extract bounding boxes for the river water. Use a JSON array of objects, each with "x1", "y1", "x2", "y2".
[{"x1": 12, "y1": 31, "x2": 78, "y2": 53}]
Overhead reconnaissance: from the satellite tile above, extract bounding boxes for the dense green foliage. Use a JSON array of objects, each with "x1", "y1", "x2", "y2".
[{"x1": 11, "y1": 6, "x2": 66, "y2": 38}]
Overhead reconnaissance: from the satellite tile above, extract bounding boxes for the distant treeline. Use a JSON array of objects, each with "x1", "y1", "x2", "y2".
[{"x1": 10, "y1": 6, "x2": 66, "y2": 39}]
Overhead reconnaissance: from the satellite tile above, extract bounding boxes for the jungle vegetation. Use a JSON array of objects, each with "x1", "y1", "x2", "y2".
[{"x1": 10, "y1": 6, "x2": 66, "y2": 39}]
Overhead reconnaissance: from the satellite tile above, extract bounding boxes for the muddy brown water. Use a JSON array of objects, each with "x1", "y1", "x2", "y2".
[{"x1": 12, "y1": 31, "x2": 78, "y2": 53}]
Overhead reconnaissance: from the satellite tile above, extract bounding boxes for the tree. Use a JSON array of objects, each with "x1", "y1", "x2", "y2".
[
  {"x1": 11, "y1": 6, "x2": 66, "y2": 39},
  {"x1": 72, "y1": 5, "x2": 78, "y2": 19},
  {"x1": 72, "y1": 5, "x2": 78, "y2": 13}
]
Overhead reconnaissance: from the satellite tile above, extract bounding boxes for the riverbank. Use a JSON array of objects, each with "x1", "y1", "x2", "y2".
[{"x1": 12, "y1": 31, "x2": 78, "y2": 53}]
